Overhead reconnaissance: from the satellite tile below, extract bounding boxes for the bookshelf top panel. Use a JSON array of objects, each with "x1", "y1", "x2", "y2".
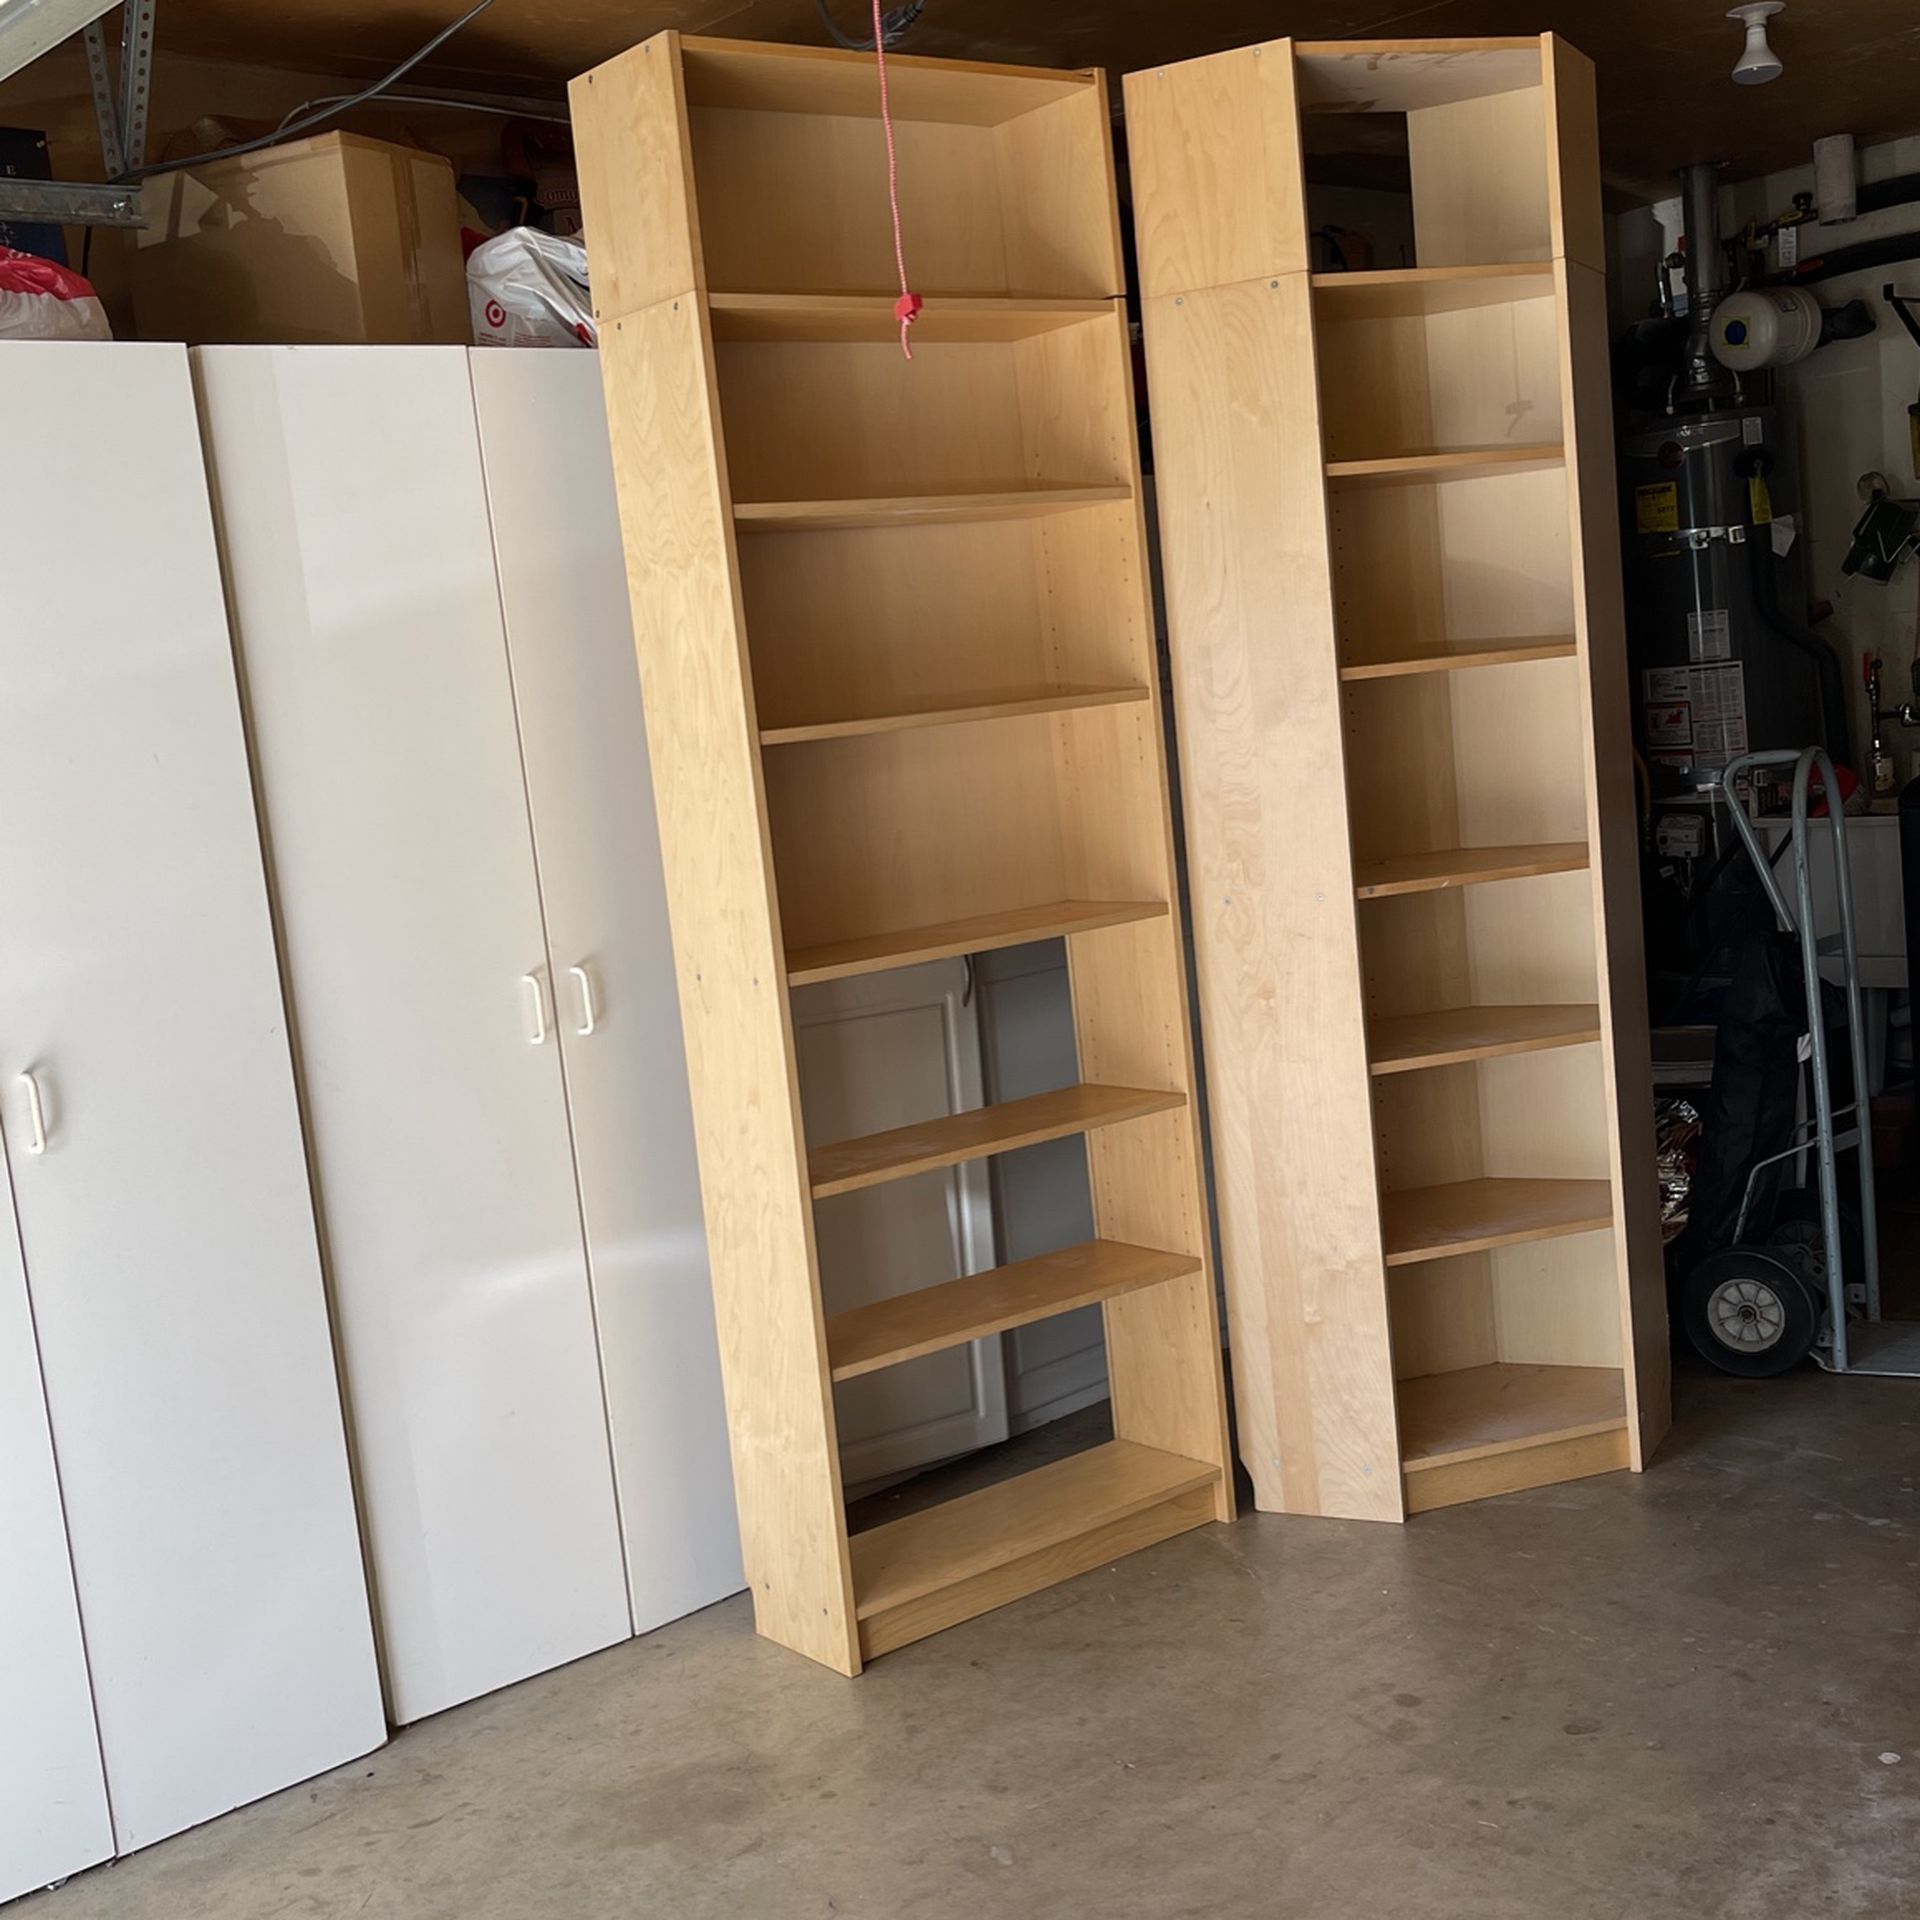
[
  {"x1": 680, "y1": 34, "x2": 1097, "y2": 126},
  {"x1": 1294, "y1": 40, "x2": 1543, "y2": 111}
]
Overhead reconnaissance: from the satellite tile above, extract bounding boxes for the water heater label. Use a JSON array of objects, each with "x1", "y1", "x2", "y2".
[
  {"x1": 1643, "y1": 663, "x2": 1749, "y2": 768},
  {"x1": 1687, "y1": 609, "x2": 1733, "y2": 661},
  {"x1": 1635, "y1": 481, "x2": 1679, "y2": 533}
]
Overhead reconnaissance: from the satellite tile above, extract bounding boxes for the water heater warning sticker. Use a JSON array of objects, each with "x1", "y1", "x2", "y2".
[
  {"x1": 1635, "y1": 482, "x2": 1679, "y2": 533},
  {"x1": 1643, "y1": 664, "x2": 1749, "y2": 767},
  {"x1": 1646, "y1": 698, "x2": 1692, "y2": 747}
]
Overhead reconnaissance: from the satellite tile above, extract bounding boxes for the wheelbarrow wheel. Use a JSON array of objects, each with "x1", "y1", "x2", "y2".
[{"x1": 1682, "y1": 1246, "x2": 1819, "y2": 1377}]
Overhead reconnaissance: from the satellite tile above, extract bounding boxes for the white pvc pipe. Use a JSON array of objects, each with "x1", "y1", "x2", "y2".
[{"x1": 1815, "y1": 133, "x2": 1857, "y2": 225}]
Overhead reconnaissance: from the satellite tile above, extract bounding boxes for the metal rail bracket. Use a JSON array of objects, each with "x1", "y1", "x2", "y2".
[{"x1": 0, "y1": 0, "x2": 153, "y2": 230}]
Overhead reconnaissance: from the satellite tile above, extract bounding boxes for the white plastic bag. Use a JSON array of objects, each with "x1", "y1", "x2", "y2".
[
  {"x1": 0, "y1": 248, "x2": 111, "y2": 341},
  {"x1": 468, "y1": 228, "x2": 593, "y2": 348}
]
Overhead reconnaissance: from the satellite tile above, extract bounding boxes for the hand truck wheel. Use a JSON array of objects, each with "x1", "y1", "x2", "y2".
[{"x1": 1682, "y1": 1245, "x2": 1820, "y2": 1377}]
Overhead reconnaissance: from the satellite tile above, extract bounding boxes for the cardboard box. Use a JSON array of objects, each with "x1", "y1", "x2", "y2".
[{"x1": 132, "y1": 130, "x2": 468, "y2": 346}]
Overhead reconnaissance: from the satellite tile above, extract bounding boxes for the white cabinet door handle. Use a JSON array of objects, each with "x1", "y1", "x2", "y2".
[
  {"x1": 17, "y1": 1071, "x2": 47, "y2": 1154},
  {"x1": 569, "y1": 965, "x2": 598, "y2": 1037},
  {"x1": 521, "y1": 972, "x2": 550, "y2": 1046}
]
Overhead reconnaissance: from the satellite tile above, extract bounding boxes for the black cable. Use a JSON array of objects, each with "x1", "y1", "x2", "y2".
[
  {"x1": 815, "y1": 0, "x2": 928, "y2": 52},
  {"x1": 124, "y1": 0, "x2": 497, "y2": 182},
  {"x1": 816, "y1": 0, "x2": 868, "y2": 48},
  {"x1": 275, "y1": 92, "x2": 568, "y2": 133}
]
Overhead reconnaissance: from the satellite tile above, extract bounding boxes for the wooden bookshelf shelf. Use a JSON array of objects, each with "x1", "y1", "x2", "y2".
[
  {"x1": 848, "y1": 1440, "x2": 1220, "y2": 1659},
  {"x1": 710, "y1": 293, "x2": 1116, "y2": 343},
  {"x1": 1398, "y1": 1363, "x2": 1629, "y2": 1512},
  {"x1": 733, "y1": 486, "x2": 1131, "y2": 532},
  {"x1": 786, "y1": 900, "x2": 1169, "y2": 987},
  {"x1": 1354, "y1": 843, "x2": 1591, "y2": 899},
  {"x1": 1339, "y1": 638, "x2": 1578, "y2": 681},
  {"x1": 580, "y1": 31, "x2": 1231, "y2": 1671},
  {"x1": 1399, "y1": 1362, "x2": 1626, "y2": 1466},
  {"x1": 760, "y1": 683, "x2": 1148, "y2": 746},
  {"x1": 1381, "y1": 1177, "x2": 1614, "y2": 1267},
  {"x1": 1368, "y1": 1004, "x2": 1602, "y2": 1075},
  {"x1": 826, "y1": 1239, "x2": 1200, "y2": 1380},
  {"x1": 810, "y1": 1083, "x2": 1184, "y2": 1198},
  {"x1": 1129, "y1": 32, "x2": 1667, "y2": 1527},
  {"x1": 1324, "y1": 447, "x2": 1566, "y2": 487},
  {"x1": 1309, "y1": 262, "x2": 1556, "y2": 316}
]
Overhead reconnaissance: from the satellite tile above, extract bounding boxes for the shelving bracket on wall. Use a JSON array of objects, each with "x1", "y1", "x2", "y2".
[{"x1": 0, "y1": 0, "x2": 154, "y2": 228}]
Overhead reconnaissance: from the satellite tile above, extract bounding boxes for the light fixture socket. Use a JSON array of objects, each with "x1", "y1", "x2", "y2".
[{"x1": 1728, "y1": 2, "x2": 1785, "y2": 86}]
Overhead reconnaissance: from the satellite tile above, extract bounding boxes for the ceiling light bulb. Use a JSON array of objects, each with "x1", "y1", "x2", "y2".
[{"x1": 1728, "y1": 2, "x2": 1784, "y2": 85}]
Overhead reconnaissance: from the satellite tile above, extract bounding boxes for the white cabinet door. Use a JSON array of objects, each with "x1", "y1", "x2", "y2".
[
  {"x1": 0, "y1": 1161, "x2": 111, "y2": 1903},
  {"x1": 792, "y1": 962, "x2": 1007, "y2": 1486},
  {"x1": 973, "y1": 943, "x2": 1110, "y2": 1432},
  {"x1": 469, "y1": 351, "x2": 744, "y2": 1633},
  {"x1": 0, "y1": 342, "x2": 383, "y2": 1849},
  {"x1": 197, "y1": 345, "x2": 632, "y2": 1724}
]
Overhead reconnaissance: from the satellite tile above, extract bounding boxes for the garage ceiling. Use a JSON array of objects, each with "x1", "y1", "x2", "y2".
[{"x1": 159, "y1": 0, "x2": 1920, "y2": 199}]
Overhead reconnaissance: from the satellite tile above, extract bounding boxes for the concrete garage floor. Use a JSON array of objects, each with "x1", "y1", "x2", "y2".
[{"x1": 21, "y1": 1363, "x2": 1920, "y2": 1920}]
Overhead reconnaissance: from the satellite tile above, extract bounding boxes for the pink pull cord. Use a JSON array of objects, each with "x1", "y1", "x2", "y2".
[{"x1": 873, "y1": 0, "x2": 921, "y2": 359}]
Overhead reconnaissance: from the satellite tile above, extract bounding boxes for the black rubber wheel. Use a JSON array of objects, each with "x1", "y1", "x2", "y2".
[
  {"x1": 1770, "y1": 1187, "x2": 1864, "y2": 1293},
  {"x1": 1682, "y1": 1246, "x2": 1820, "y2": 1377}
]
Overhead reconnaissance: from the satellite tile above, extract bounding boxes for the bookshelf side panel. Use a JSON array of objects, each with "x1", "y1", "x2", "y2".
[
  {"x1": 594, "y1": 290, "x2": 860, "y2": 1671},
  {"x1": 1139, "y1": 269, "x2": 1404, "y2": 1521}
]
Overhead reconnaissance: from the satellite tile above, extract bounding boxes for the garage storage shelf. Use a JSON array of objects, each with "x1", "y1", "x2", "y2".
[
  {"x1": 1126, "y1": 36, "x2": 1669, "y2": 1522},
  {"x1": 573, "y1": 32, "x2": 1233, "y2": 1673}
]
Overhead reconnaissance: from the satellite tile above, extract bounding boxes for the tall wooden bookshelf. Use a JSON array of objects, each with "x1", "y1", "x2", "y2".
[
  {"x1": 572, "y1": 33, "x2": 1234, "y2": 1672},
  {"x1": 1126, "y1": 37, "x2": 1669, "y2": 1522}
]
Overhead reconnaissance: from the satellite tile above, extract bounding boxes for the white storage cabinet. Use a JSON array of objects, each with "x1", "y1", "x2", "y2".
[
  {"x1": 0, "y1": 341, "x2": 384, "y2": 1900},
  {"x1": 197, "y1": 346, "x2": 743, "y2": 1724}
]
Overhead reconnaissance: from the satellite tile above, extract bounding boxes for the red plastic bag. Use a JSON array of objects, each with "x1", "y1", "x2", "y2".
[{"x1": 0, "y1": 248, "x2": 111, "y2": 341}]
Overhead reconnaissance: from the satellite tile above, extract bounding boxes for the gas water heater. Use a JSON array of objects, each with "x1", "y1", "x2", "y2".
[
  {"x1": 1622, "y1": 404, "x2": 1843, "y2": 791},
  {"x1": 1619, "y1": 164, "x2": 1860, "y2": 983}
]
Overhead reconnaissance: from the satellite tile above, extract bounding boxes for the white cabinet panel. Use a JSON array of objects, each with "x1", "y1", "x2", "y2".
[
  {"x1": 793, "y1": 963, "x2": 1007, "y2": 1486},
  {"x1": 0, "y1": 1165, "x2": 111, "y2": 1903},
  {"x1": 1756, "y1": 813, "x2": 1905, "y2": 985},
  {"x1": 198, "y1": 346, "x2": 632, "y2": 1723},
  {"x1": 0, "y1": 342, "x2": 383, "y2": 1848},
  {"x1": 974, "y1": 943, "x2": 1110, "y2": 1432},
  {"x1": 468, "y1": 351, "x2": 744, "y2": 1632}
]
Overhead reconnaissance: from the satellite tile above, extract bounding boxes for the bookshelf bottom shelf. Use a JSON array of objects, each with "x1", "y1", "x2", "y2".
[
  {"x1": 1398, "y1": 1363, "x2": 1629, "y2": 1513},
  {"x1": 848, "y1": 1440, "x2": 1221, "y2": 1659}
]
